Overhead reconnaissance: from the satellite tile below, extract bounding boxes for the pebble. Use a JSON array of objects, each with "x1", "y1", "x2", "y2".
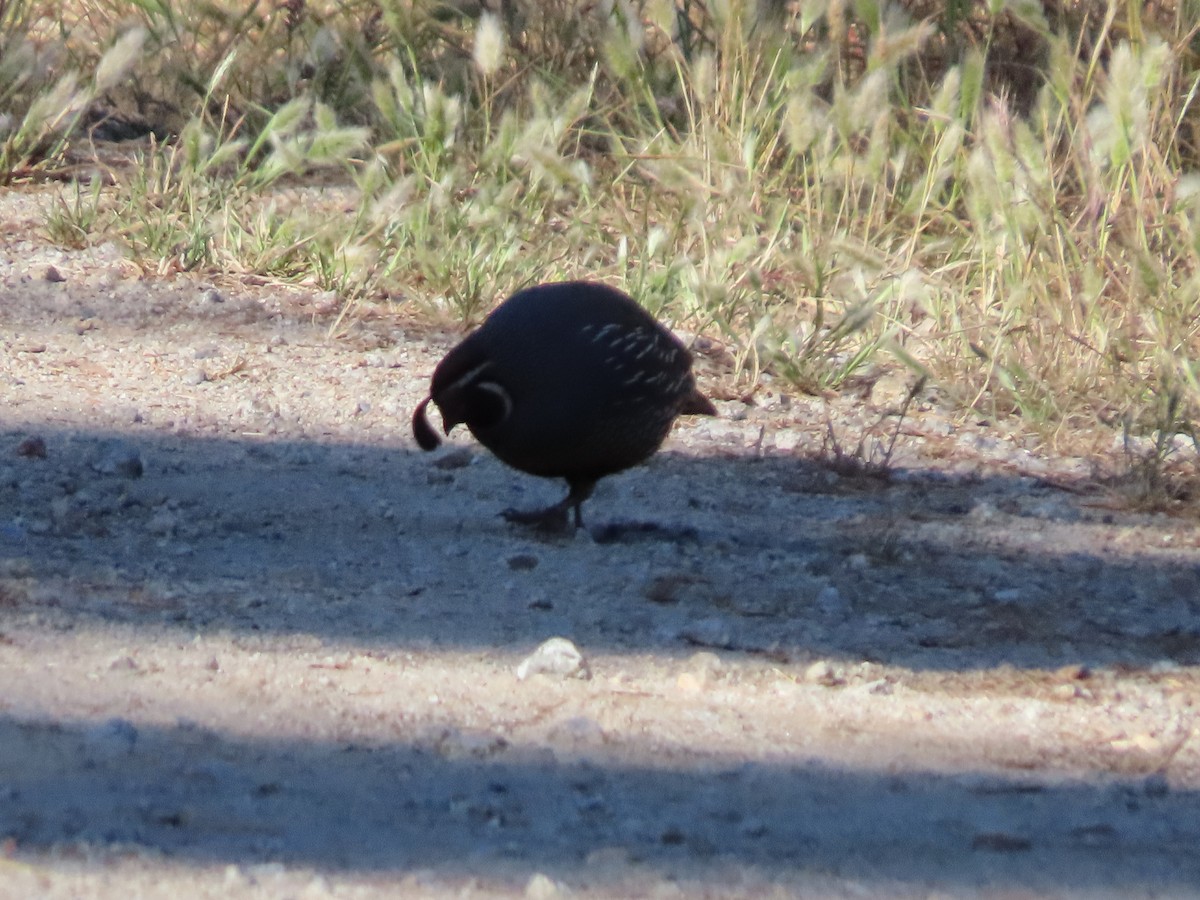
[
  {"x1": 961, "y1": 433, "x2": 1004, "y2": 453},
  {"x1": 0, "y1": 556, "x2": 32, "y2": 578},
  {"x1": 740, "y1": 818, "x2": 769, "y2": 838},
  {"x1": 968, "y1": 501, "x2": 1000, "y2": 522},
  {"x1": 548, "y1": 715, "x2": 604, "y2": 745},
  {"x1": 1143, "y1": 773, "x2": 1170, "y2": 797},
  {"x1": 847, "y1": 677, "x2": 893, "y2": 696},
  {"x1": 432, "y1": 448, "x2": 473, "y2": 470},
  {"x1": 726, "y1": 583, "x2": 782, "y2": 617},
  {"x1": 677, "y1": 617, "x2": 733, "y2": 649},
  {"x1": 920, "y1": 417, "x2": 954, "y2": 436},
  {"x1": 1056, "y1": 663, "x2": 1091, "y2": 680},
  {"x1": 869, "y1": 370, "x2": 917, "y2": 407},
  {"x1": 516, "y1": 637, "x2": 590, "y2": 681},
  {"x1": 804, "y1": 660, "x2": 844, "y2": 686},
  {"x1": 846, "y1": 553, "x2": 870, "y2": 570},
  {"x1": 50, "y1": 495, "x2": 87, "y2": 531},
  {"x1": 507, "y1": 553, "x2": 539, "y2": 571},
  {"x1": 585, "y1": 846, "x2": 634, "y2": 869},
  {"x1": 1149, "y1": 659, "x2": 1183, "y2": 674},
  {"x1": 676, "y1": 672, "x2": 706, "y2": 693},
  {"x1": 300, "y1": 876, "x2": 332, "y2": 899},
  {"x1": 685, "y1": 650, "x2": 724, "y2": 678},
  {"x1": 436, "y1": 728, "x2": 508, "y2": 759},
  {"x1": 773, "y1": 428, "x2": 802, "y2": 452},
  {"x1": 362, "y1": 349, "x2": 404, "y2": 368},
  {"x1": 146, "y1": 507, "x2": 178, "y2": 536},
  {"x1": 971, "y1": 831, "x2": 1032, "y2": 852},
  {"x1": 525, "y1": 873, "x2": 562, "y2": 899},
  {"x1": 83, "y1": 717, "x2": 139, "y2": 756},
  {"x1": 1052, "y1": 683, "x2": 1086, "y2": 700},
  {"x1": 643, "y1": 571, "x2": 708, "y2": 604},
  {"x1": 193, "y1": 343, "x2": 221, "y2": 360},
  {"x1": 312, "y1": 290, "x2": 340, "y2": 314},
  {"x1": 815, "y1": 584, "x2": 847, "y2": 617},
  {"x1": 659, "y1": 825, "x2": 686, "y2": 845},
  {"x1": 89, "y1": 440, "x2": 144, "y2": 478},
  {"x1": 15, "y1": 436, "x2": 47, "y2": 459}
]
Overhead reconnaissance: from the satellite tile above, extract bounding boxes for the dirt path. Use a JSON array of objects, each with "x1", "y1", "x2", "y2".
[{"x1": 2, "y1": 185, "x2": 1199, "y2": 898}]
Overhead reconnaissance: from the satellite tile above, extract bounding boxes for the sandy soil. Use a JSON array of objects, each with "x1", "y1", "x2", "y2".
[{"x1": 2, "y1": 183, "x2": 1199, "y2": 898}]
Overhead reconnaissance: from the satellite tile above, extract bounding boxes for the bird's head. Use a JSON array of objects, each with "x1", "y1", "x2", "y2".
[{"x1": 412, "y1": 343, "x2": 512, "y2": 451}]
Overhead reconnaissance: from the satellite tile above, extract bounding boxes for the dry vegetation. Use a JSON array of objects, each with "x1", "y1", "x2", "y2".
[{"x1": 2, "y1": 0, "x2": 1199, "y2": 498}]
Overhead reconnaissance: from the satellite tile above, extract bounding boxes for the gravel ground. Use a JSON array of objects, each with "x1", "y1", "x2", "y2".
[{"x1": 2, "y1": 184, "x2": 1199, "y2": 898}]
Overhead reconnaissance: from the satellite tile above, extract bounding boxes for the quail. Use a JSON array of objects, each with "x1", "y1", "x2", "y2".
[{"x1": 413, "y1": 281, "x2": 716, "y2": 530}]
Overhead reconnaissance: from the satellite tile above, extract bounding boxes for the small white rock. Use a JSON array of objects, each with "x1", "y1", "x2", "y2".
[
  {"x1": 517, "y1": 637, "x2": 590, "y2": 681},
  {"x1": 804, "y1": 660, "x2": 843, "y2": 686},
  {"x1": 525, "y1": 872, "x2": 562, "y2": 899},
  {"x1": 146, "y1": 507, "x2": 178, "y2": 536},
  {"x1": 773, "y1": 428, "x2": 801, "y2": 452}
]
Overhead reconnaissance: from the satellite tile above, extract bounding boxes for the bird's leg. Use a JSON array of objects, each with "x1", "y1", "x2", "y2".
[
  {"x1": 567, "y1": 479, "x2": 595, "y2": 529},
  {"x1": 502, "y1": 479, "x2": 595, "y2": 533}
]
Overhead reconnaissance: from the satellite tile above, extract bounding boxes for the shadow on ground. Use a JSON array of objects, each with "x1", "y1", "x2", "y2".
[
  {"x1": 3, "y1": 713, "x2": 1198, "y2": 893},
  {"x1": 3, "y1": 419, "x2": 1200, "y2": 896},
  {"x1": 2, "y1": 424, "x2": 1198, "y2": 672}
]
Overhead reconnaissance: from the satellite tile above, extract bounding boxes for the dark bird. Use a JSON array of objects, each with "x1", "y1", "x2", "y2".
[{"x1": 413, "y1": 281, "x2": 716, "y2": 531}]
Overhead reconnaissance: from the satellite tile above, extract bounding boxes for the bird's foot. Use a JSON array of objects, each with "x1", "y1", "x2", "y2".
[{"x1": 501, "y1": 503, "x2": 575, "y2": 534}]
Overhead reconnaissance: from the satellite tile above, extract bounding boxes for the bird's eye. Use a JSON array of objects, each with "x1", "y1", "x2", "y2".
[{"x1": 468, "y1": 381, "x2": 512, "y2": 429}]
